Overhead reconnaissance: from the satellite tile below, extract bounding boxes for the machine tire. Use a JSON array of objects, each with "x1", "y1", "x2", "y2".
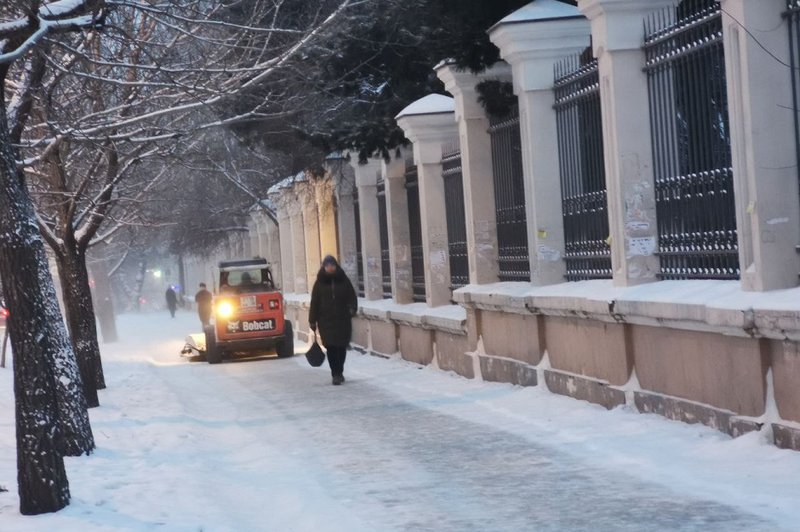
[
  {"x1": 276, "y1": 320, "x2": 294, "y2": 358},
  {"x1": 204, "y1": 325, "x2": 222, "y2": 364}
]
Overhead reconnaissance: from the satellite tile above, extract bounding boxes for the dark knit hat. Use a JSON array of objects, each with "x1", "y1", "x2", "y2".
[{"x1": 322, "y1": 255, "x2": 338, "y2": 267}]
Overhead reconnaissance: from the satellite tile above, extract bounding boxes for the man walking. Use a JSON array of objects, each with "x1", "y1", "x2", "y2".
[
  {"x1": 165, "y1": 286, "x2": 178, "y2": 318},
  {"x1": 195, "y1": 283, "x2": 213, "y2": 328}
]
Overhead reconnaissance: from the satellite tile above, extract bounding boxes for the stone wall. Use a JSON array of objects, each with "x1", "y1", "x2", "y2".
[{"x1": 275, "y1": 0, "x2": 800, "y2": 453}]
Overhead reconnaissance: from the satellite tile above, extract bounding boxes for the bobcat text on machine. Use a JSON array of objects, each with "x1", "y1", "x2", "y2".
[{"x1": 182, "y1": 259, "x2": 294, "y2": 363}]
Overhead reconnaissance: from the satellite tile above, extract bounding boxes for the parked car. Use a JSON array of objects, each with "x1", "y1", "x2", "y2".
[{"x1": 203, "y1": 258, "x2": 293, "y2": 364}]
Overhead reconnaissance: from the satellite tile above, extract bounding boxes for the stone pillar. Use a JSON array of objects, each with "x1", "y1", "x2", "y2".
[
  {"x1": 272, "y1": 226, "x2": 282, "y2": 286},
  {"x1": 237, "y1": 232, "x2": 246, "y2": 258},
  {"x1": 436, "y1": 62, "x2": 511, "y2": 285},
  {"x1": 334, "y1": 162, "x2": 360, "y2": 286},
  {"x1": 213, "y1": 248, "x2": 223, "y2": 290},
  {"x1": 490, "y1": 4, "x2": 590, "y2": 285},
  {"x1": 299, "y1": 181, "x2": 321, "y2": 291},
  {"x1": 226, "y1": 234, "x2": 235, "y2": 260},
  {"x1": 273, "y1": 196, "x2": 294, "y2": 293},
  {"x1": 397, "y1": 94, "x2": 459, "y2": 307},
  {"x1": 316, "y1": 178, "x2": 339, "y2": 260},
  {"x1": 256, "y1": 213, "x2": 270, "y2": 259},
  {"x1": 578, "y1": 0, "x2": 674, "y2": 286},
  {"x1": 351, "y1": 157, "x2": 385, "y2": 300},
  {"x1": 248, "y1": 218, "x2": 259, "y2": 258},
  {"x1": 289, "y1": 197, "x2": 308, "y2": 294},
  {"x1": 233, "y1": 233, "x2": 242, "y2": 258},
  {"x1": 384, "y1": 150, "x2": 414, "y2": 304},
  {"x1": 719, "y1": 0, "x2": 800, "y2": 290},
  {"x1": 264, "y1": 213, "x2": 283, "y2": 288},
  {"x1": 207, "y1": 252, "x2": 217, "y2": 292}
]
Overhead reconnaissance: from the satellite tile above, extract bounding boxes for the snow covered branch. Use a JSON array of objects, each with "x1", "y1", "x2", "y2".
[{"x1": 0, "y1": 1, "x2": 106, "y2": 65}]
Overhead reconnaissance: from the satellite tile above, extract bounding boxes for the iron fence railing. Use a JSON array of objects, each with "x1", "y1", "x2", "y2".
[
  {"x1": 376, "y1": 178, "x2": 392, "y2": 299},
  {"x1": 405, "y1": 159, "x2": 427, "y2": 302},
  {"x1": 554, "y1": 50, "x2": 613, "y2": 281},
  {"x1": 644, "y1": 0, "x2": 739, "y2": 280},
  {"x1": 353, "y1": 190, "x2": 364, "y2": 297},
  {"x1": 442, "y1": 143, "x2": 470, "y2": 291},
  {"x1": 488, "y1": 105, "x2": 531, "y2": 282}
]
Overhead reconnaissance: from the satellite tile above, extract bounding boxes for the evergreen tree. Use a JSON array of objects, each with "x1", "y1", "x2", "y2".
[{"x1": 290, "y1": 0, "x2": 563, "y2": 160}]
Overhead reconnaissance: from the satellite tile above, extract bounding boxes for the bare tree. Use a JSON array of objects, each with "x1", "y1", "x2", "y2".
[
  {"x1": 1, "y1": 0, "x2": 357, "y2": 515},
  {"x1": 12, "y1": 0, "x2": 356, "y2": 410},
  {"x1": 0, "y1": 0, "x2": 102, "y2": 513}
]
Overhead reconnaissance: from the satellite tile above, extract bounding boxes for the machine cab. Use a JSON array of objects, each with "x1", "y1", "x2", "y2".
[{"x1": 214, "y1": 259, "x2": 284, "y2": 342}]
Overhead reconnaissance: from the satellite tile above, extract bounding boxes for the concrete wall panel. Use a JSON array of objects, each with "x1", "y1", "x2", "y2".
[
  {"x1": 351, "y1": 317, "x2": 370, "y2": 349},
  {"x1": 769, "y1": 340, "x2": 800, "y2": 424},
  {"x1": 479, "y1": 311, "x2": 541, "y2": 365},
  {"x1": 435, "y1": 331, "x2": 474, "y2": 379},
  {"x1": 479, "y1": 355, "x2": 537, "y2": 387},
  {"x1": 631, "y1": 325, "x2": 768, "y2": 417},
  {"x1": 543, "y1": 316, "x2": 630, "y2": 386},
  {"x1": 398, "y1": 325, "x2": 434, "y2": 366},
  {"x1": 370, "y1": 320, "x2": 398, "y2": 355}
]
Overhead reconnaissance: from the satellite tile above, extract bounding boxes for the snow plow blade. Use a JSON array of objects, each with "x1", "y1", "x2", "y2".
[{"x1": 181, "y1": 333, "x2": 207, "y2": 362}]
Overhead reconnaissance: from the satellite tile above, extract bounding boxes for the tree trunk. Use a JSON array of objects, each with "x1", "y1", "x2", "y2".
[
  {"x1": 0, "y1": 76, "x2": 93, "y2": 514},
  {"x1": 13, "y1": 349, "x2": 71, "y2": 515},
  {"x1": 1, "y1": 327, "x2": 8, "y2": 368},
  {"x1": 90, "y1": 258, "x2": 118, "y2": 343},
  {"x1": 178, "y1": 254, "x2": 186, "y2": 307},
  {"x1": 55, "y1": 246, "x2": 104, "y2": 407},
  {"x1": 135, "y1": 260, "x2": 147, "y2": 311}
]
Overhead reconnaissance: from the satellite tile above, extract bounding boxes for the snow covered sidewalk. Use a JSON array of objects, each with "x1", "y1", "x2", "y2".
[{"x1": 1, "y1": 312, "x2": 799, "y2": 531}]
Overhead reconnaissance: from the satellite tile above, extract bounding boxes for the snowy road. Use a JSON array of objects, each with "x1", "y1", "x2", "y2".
[{"x1": 2, "y1": 312, "x2": 800, "y2": 531}]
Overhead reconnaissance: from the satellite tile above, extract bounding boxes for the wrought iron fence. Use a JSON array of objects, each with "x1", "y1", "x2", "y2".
[
  {"x1": 405, "y1": 159, "x2": 426, "y2": 302},
  {"x1": 788, "y1": 0, "x2": 800, "y2": 209},
  {"x1": 644, "y1": 0, "x2": 739, "y2": 280},
  {"x1": 377, "y1": 178, "x2": 392, "y2": 298},
  {"x1": 554, "y1": 49, "x2": 612, "y2": 281},
  {"x1": 488, "y1": 105, "x2": 531, "y2": 282},
  {"x1": 353, "y1": 190, "x2": 364, "y2": 297},
  {"x1": 442, "y1": 143, "x2": 470, "y2": 290}
]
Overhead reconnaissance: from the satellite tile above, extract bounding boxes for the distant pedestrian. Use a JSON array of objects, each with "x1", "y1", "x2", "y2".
[
  {"x1": 165, "y1": 286, "x2": 178, "y2": 318},
  {"x1": 308, "y1": 255, "x2": 358, "y2": 386},
  {"x1": 195, "y1": 283, "x2": 213, "y2": 328}
]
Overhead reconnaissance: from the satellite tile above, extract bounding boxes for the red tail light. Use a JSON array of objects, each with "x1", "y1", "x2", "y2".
[{"x1": 0, "y1": 308, "x2": 9, "y2": 319}]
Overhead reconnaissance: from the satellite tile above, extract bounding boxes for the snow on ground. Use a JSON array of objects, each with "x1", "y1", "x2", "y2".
[{"x1": 1, "y1": 312, "x2": 800, "y2": 531}]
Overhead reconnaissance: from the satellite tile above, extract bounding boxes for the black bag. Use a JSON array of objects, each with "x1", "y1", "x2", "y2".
[{"x1": 306, "y1": 333, "x2": 326, "y2": 367}]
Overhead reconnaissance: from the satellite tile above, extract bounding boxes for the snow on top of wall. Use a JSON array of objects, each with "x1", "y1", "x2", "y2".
[
  {"x1": 267, "y1": 177, "x2": 291, "y2": 196},
  {"x1": 425, "y1": 303, "x2": 467, "y2": 321},
  {"x1": 395, "y1": 94, "x2": 455, "y2": 119},
  {"x1": 355, "y1": 299, "x2": 467, "y2": 333},
  {"x1": 283, "y1": 292, "x2": 311, "y2": 305},
  {"x1": 494, "y1": 0, "x2": 582, "y2": 26},
  {"x1": 249, "y1": 198, "x2": 277, "y2": 217},
  {"x1": 259, "y1": 198, "x2": 277, "y2": 213},
  {"x1": 267, "y1": 172, "x2": 306, "y2": 196},
  {"x1": 285, "y1": 296, "x2": 467, "y2": 331},
  {"x1": 458, "y1": 279, "x2": 800, "y2": 313},
  {"x1": 359, "y1": 298, "x2": 399, "y2": 313},
  {"x1": 456, "y1": 279, "x2": 800, "y2": 339}
]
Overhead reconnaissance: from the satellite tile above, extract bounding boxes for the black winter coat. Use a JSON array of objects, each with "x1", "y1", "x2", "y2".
[
  {"x1": 308, "y1": 266, "x2": 357, "y2": 348},
  {"x1": 165, "y1": 288, "x2": 178, "y2": 308}
]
